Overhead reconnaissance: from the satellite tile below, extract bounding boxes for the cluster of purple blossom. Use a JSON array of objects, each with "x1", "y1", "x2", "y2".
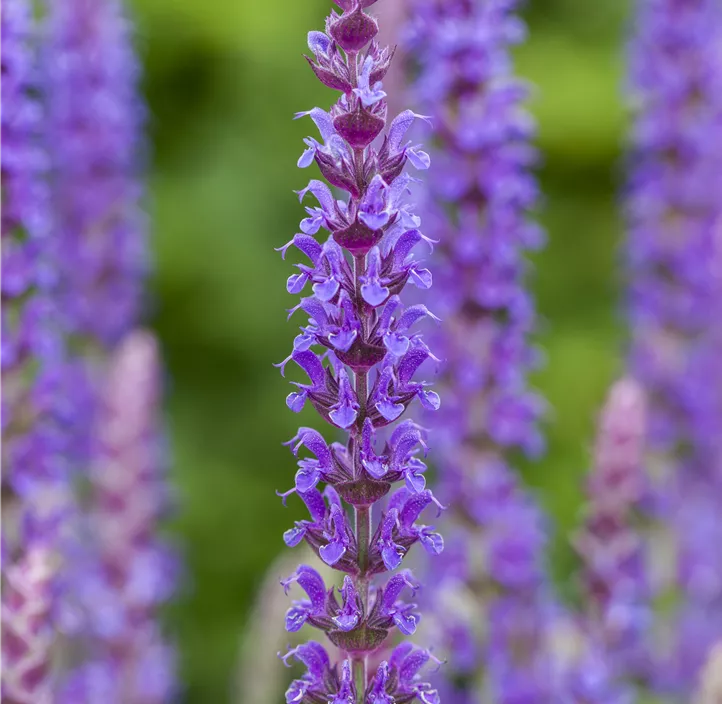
[
  {"x1": 273, "y1": 0, "x2": 722, "y2": 703},
  {"x1": 2, "y1": 0, "x2": 174, "y2": 702},
  {"x1": 275, "y1": 1, "x2": 447, "y2": 701}
]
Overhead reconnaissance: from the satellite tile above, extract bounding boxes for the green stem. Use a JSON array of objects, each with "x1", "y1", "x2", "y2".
[
  {"x1": 353, "y1": 655, "x2": 367, "y2": 703},
  {"x1": 355, "y1": 505, "x2": 371, "y2": 583},
  {"x1": 353, "y1": 505, "x2": 370, "y2": 702}
]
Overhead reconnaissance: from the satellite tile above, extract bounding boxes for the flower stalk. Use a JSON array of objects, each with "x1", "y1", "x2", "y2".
[{"x1": 277, "y1": 1, "x2": 444, "y2": 701}]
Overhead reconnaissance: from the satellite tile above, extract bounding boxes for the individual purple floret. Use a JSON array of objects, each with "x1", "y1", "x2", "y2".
[
  {"x1": 277, "y1": 1, "x2": 442, "y2": 701},
  {"x1": 625, "y1": 0, "x2": 722, "y2": 693},
  {"x1": 403, "y1": 0, "x2": 550, "y2": 701},
  {"x1": 573, "y1": 379, "x2": 650, "y2": 682},
  {"x1": 59, "y1": 332, "x2": 175, "y2": 703}
]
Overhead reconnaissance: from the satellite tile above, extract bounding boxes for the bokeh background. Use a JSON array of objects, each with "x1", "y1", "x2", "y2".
[{"x1": 130, "y1": 0, "x2": 631, "y2": 700}]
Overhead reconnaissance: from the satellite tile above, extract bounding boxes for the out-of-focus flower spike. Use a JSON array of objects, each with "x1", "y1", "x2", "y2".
[
  {"x1": 2, "y1": 6, "x2": 69, "y2": 698},
  {"x1": 625, "y1": 0, "x2": 722, "y2": 692},
  {"x1": 405, "y1": 0, "x2": 554, "y2": 700},
  {"x1": 46, "y1": 0, "x2": 148, "y2": 350},
  {"x1": 574, "y1": 379, "x2": 650, "y2": 683},
  {"x1": 68, "y1": 331, "x2": 176, "y2": 703}
]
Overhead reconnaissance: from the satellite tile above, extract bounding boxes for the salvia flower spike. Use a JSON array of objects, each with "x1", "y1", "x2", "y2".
[
  {"x1": 278, "y1": 1, "x2": 442, "y2": 701},
  {"x1": 626, "y1": 0, "x2": 722, "y2": 692},
  {"x1": 404, "y1": 0, "x2": 552, "y2": 700},
  {"x1": 58, "y1": 332, "x2": 176, "y2": 703},
  {"x1": 2, "y1": 3, "x2": 65, "y2": 698},
  {"x1": 46, "y1": 0, "x2": 148, "y2": 351},
  {"x1": 574, "y1": 379, "x2": 650, "y2": 685},
  {"x1": 43, "y1": 0, "x2": 149, "y2": 489},
  {"x1": 2, "y1": 0, "x2": 66, "y2": 526},
  {"x1": 42, "y1": 0, "x2": 173, "y2": 697}
]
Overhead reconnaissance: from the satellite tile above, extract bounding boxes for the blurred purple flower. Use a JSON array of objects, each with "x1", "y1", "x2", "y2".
[
  {"x1": 574, "y1": 379, "x2": 651, "y2": 683},
  {"x1": 404, "y1": 0, "x2": 553, "y2": 700},
  {"x1": 625, "y1": 0, "x2": 722, "y2": 692},
  {"x1": 1, "y1": 5, "x2": 72, "y2": 699},
  {"x1": 61, "y1": 332, "x2": 176, "y2": 703},
  {"x1": 45, "y1": 0, "x2": 148, "y2": 350}
]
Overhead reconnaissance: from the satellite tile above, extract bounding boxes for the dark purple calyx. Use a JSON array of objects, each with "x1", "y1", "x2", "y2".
[
  {"x1": 327, "y1": 623, "x2": 388, "y2": 654},
  {"x1": 333, "y1": 104, "x2": 385, "y2": 149},
  {"x1": 330, "y1": 4, "x2": 378, "y2": 54},
  {"x1": 333, "y1": 338, "x2": 386, "y2": 371},
  {"x1": 333, "y1": 218, "x2": 383, "y2": 255},
  {"x1": 335, "y1": 478, "x2": 391, "y2": 507}
]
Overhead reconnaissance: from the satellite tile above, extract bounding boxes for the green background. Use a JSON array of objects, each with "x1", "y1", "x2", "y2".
[{"x1": 129, "y1": 0, "x2": 631, "y2": 700}]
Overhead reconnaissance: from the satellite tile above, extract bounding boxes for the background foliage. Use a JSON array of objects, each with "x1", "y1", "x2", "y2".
[{"x1": 129, "y1": 0, "x2": 630, "y2": 700}]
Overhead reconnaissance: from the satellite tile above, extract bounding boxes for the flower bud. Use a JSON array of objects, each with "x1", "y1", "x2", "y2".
[{"x1": 329, "y1": 4, "x2": 378, "y2": 54}]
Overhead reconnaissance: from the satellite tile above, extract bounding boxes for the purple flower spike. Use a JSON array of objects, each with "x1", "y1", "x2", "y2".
[
  {"x1": 574, "y1": 379, "x2": 650, "y2": 687},
  {"x1": 277, "y1": 0, "x2": 442, "y2": 698},
  {"x1": 46, "y1": 0, "x2": 148, "y2": 350},
  {"x1": 2, "y1": 3, "x2": 71, "y2": 697},
  {"x1": 62, "y1": 332, "x2": 176, "y2": 702},
  {"x1": 625, "y1": 0, "x2": 722, "y2": 693},
  {"x1": 405, "y1": 0, "x2": 559, "y2": 699}
]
